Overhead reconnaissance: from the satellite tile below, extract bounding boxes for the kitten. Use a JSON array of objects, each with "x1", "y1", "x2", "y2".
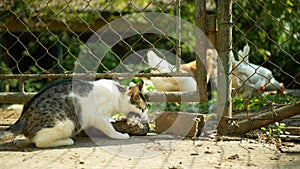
[{"x1": 0, "y1": 79, "x2": 147, "y2": 148}]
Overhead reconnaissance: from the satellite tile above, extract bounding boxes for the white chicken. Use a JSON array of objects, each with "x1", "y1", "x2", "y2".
[
  {"x1": 232, "y1": 44, "x2": 284, "y2": 110},
  {"x1": 146, "y1": 49, "x2": 218, "y2": 91},
  {"x1": 242, "y1": 60, "x2": 284, "y2": 93},
  {"x1": 248, "y1": 64, "x2": 284, "y2": 92},
  {"x1": 232, "y1": 45, "x2": 264, "y2": 110},
  {"x1": 146, "y1": 50, "x2": 197, "y2": 91}
]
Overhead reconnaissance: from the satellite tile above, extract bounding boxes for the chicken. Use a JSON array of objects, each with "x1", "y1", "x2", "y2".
[
  {"x1": 146, "y1": 45, "x2": 284, "y2": 111},
  {"x1": 180, "y1": 60, "x2": 197, "y2": 73},
  {"x1": 179, "y1": 49, "x2": 218, "y2": 89},
  {"x1": 244, "y1": 63, "x2": 284, "y2": 93},
  {"x1": 232, "y1": 44, "x2": 285, "y2": 110},
  {"x1": 235, "y1": 44, "x2": 284, "y2": 92},
  {"x1": 231, "y1": 45, "x2": 264, "y2": 110},
  {"x1": 146, "y1": 50, "x2": 197, "y2": 91},
  {"x1": 147, "y1": 49, "x2": 218, "y2": 92}
]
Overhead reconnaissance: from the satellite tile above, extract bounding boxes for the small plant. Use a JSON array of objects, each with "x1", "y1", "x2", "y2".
[
  {"x1": 260, "y1": 122, "x2": 290, "y2": 148},
  {"x1": 261, "y1": 122, "x2": 288, "y2": 139}
]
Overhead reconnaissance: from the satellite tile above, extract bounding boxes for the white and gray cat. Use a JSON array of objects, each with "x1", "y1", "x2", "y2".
[{"x1": 0, "y1": 79, "x2": 148, "y2": 148}]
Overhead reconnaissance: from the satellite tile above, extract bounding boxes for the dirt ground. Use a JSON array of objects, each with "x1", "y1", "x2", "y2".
[{"x1": 0, "y1": 105, "x2": 300, "y2": 169}]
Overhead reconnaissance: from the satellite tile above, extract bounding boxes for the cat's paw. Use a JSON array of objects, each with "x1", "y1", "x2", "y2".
[{"x1": 111, "y1": 133, "x2": 130, "y2": 139}]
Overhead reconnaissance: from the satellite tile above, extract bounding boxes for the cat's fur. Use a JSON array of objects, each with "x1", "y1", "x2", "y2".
[{"x1": 0, "y1": 79, "x2": 147, "y2": 148}]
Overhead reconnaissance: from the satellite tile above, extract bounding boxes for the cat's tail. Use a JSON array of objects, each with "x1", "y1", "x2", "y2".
[{"x1": 0, "y1": 119, "x2": 25, "y2": 141}]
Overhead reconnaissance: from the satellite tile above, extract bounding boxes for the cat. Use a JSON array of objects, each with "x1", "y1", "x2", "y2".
[{"x1": 0, "y1": 79, "x2": 147, "y2": 148}]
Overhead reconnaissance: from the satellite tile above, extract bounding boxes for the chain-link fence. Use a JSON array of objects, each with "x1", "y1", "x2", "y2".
[
  {"x1": 0, "y1": 0, "x2": 299, "y2": 135},
  {"x1": 0, "y1": 0, "x2": 192, "y2": 102},
  {"x1": 222, "y1": 0, "x2": 300, "y2": 135}
]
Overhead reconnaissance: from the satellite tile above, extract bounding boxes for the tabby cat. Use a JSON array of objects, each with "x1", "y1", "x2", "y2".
[{"x1": 0, "y1": 79, "x2": 147, "y2": 148}]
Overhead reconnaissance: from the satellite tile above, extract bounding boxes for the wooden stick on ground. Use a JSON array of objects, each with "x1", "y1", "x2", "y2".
[{"x1": 226, "y1": 101, "x2": 300, "y2": 135}]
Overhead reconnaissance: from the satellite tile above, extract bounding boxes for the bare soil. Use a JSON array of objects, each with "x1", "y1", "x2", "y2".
[{"x1": 0, "y1": 105, "x2": 299, "y2": 169}]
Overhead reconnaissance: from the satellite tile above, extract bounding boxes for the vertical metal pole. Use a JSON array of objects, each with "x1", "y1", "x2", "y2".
[
  {"x1": 57, "y1": 31, "x2": 63, "y2": 73},
  {"x1": 19, "y1": 78, "x2": 25, "y2": 94},
  {"x1": 0, "y1": 33, "x2": 3, "y2": 91},
  {"x1": 175, "y1": 0, "x2": 181, "y2": 72},
  {"x1": 207, "y1": 14, "x2": 216, "y2": 48},
  {"x1": 217, "y1": 0, "x2": 233, "y2": 135},
  {"x1": 195, "y1": 0, "x2": 208, "y2": 102}
]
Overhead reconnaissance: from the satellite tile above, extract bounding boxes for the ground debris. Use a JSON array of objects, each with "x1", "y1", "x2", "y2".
[{"x1": 227, "y1": 154, "x2": 239, "y2": 160}]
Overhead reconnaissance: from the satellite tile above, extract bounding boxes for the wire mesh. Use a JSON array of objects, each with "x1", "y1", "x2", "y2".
[
  {"x1": 230, "y1": 0, "x2": 300, "y2": 128},
  {"x1": 0, "y1": 0, "x2": 190, "y2": 96}
]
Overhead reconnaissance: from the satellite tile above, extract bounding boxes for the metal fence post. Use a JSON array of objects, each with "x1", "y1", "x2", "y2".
[
  {"x1": 195, "y1": 0, "x2": 208, "y2": 102},
  {"x1": 175, "y1": 0, "x2": 181, "y2": 72},
  {"x1": 217, "y1": 0, "x2": 232, "y2": 135},
  {"x1": 206, "y1": 14, "x2": 216, "y2": 48}
]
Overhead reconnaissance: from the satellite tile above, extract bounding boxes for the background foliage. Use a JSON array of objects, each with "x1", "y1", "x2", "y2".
[{"x1": 0, "y1": 0, "x2": 299, "y2": 93}]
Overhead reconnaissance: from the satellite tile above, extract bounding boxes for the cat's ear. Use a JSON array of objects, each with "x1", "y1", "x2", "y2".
[
  {"x1": 136, "y1": 80, "x2": 144, "y2": 91},
  {"x1": 128, "y1": 81, "x2": 143, "y2": 97},
  {"x1": 128, "y1": 86, "x2": 139, "y2": 97}
]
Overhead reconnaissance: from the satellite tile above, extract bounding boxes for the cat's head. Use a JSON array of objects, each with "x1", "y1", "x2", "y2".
[{"x1": 126, "y1": 81, "x2": 148, "y2": 126}]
